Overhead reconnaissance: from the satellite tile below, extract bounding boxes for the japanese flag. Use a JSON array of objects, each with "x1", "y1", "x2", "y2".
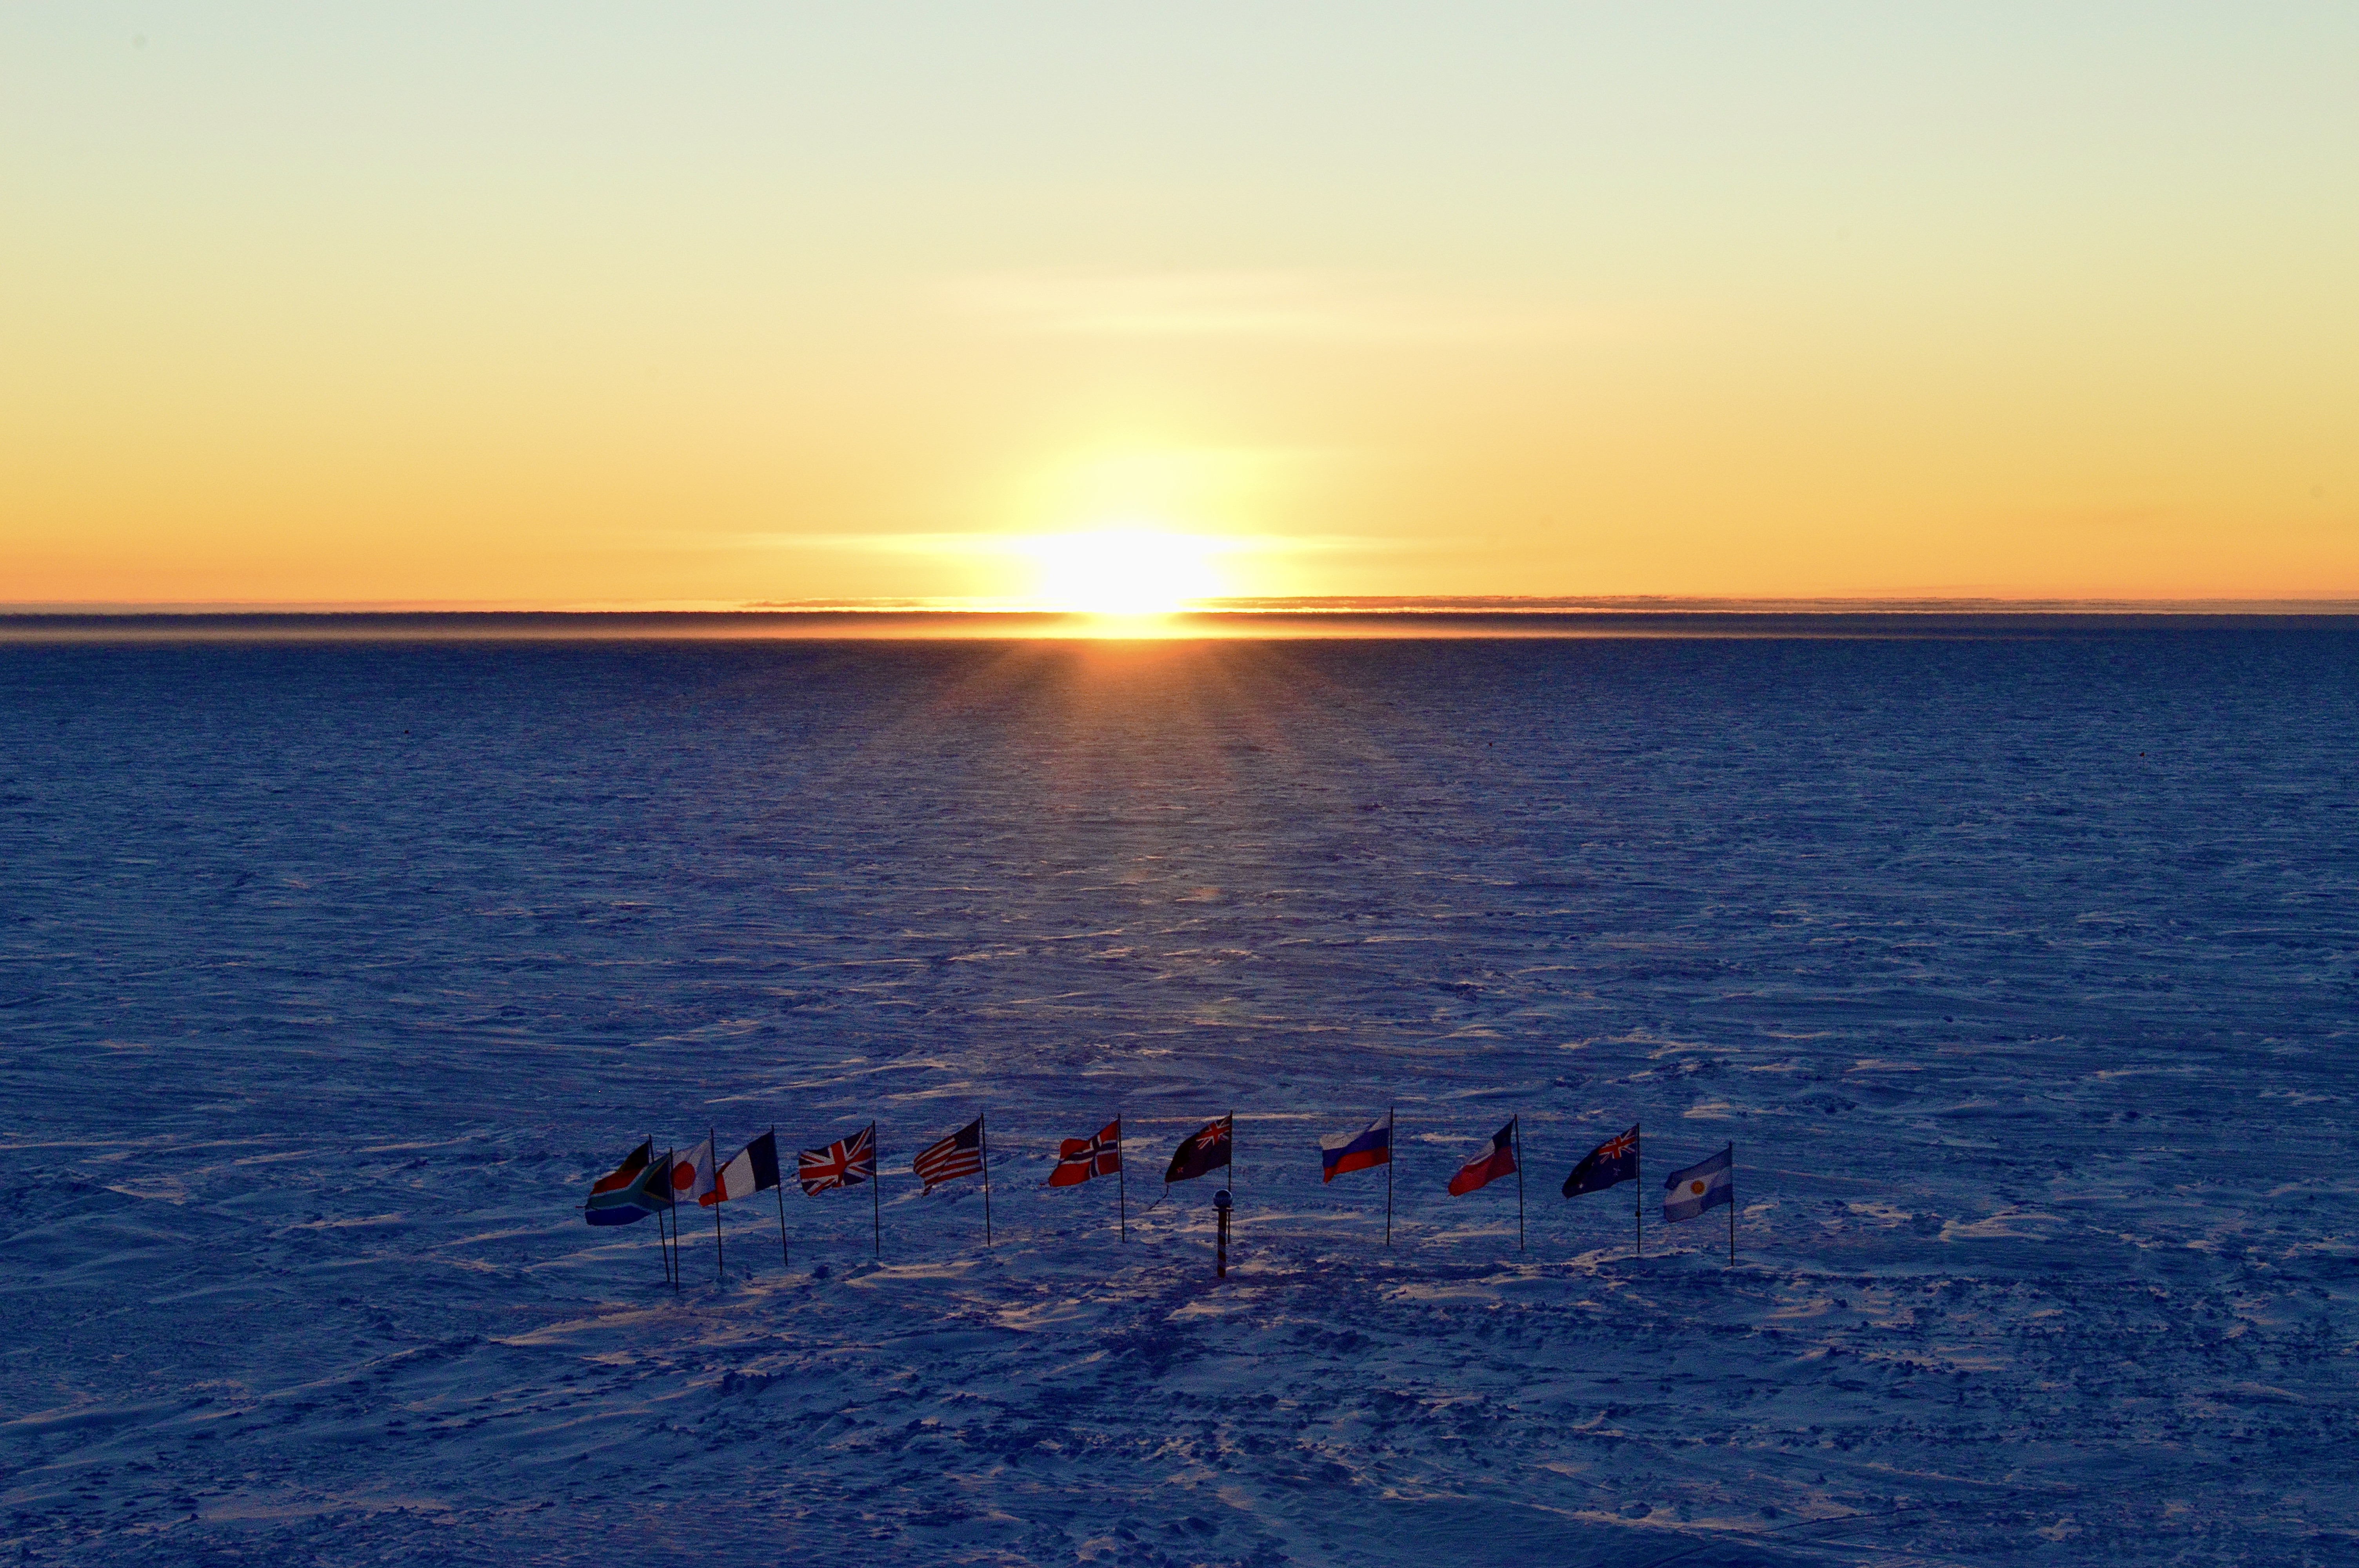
[{"x1": 669, "y1": 1137, "x2": 716, "y2": 1207}]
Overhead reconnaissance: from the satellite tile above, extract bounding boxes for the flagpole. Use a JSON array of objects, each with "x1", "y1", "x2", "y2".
[
  {"x1": 1116, "y1": 1116, "x2": 1126, "y2": 1241},
  {"x1": 1512, "y1": 1115, "x2": 1525, "y2": 1253},
  {"x1": 981, "y1": 1111, "x2": 994, "y2": 1248},
  {"x1": 647, "y1": 1134, "x2": 665, "y2": 1288},
  {"x1": 663, "y1": 1143, "x2": 679, "y2": 1292},
  {"x1": 1385, "y1": 1106, "x2": 1394, "y2": 1249},
  {"x1": 710, "y1": 1127, "x2": 724, "y2": 1282},
  {"x1": 870, "y1": 1122, "x2": 880, "y2": 1259},
  {"x1": 1727, "y1": 1143, "x2": 1736, "y2": 1267},
  {"x1": 772, "y1": 1126, "x2": 789, "y2": 1272}
]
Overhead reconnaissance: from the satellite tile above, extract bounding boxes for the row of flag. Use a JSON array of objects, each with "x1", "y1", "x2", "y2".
[{"x1": 585, "y1": 1112, "x2": 1736, "y2": 1262}]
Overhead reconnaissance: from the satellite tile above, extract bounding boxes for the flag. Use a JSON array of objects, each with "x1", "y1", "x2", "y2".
[
  {"x1": 589, "y1": 1139, "x2": 652, "y2": 1196},
  {"x1": 1563, "y1": 1124, "x2": 1640, "y2": 1199},
  {"x1": 798, "y1": 1125, "x2": 877, "y2": 1195},
  {"x1": 1663, "y1": 1146, "x2": 1732, "y2": 1224},
  {"x1": 1447, "y1": 1118, "x2": 1518, "y2": 1196},
  {"x1": 1319, "y1": 1114, "x2": 1391, "y2": 1183},
  {"x1": 912, "y1": 1117, "x2": 984, "y2": 1192},
  {"x1": 704, "y1": 1131, "x2": 782, "y2": 1207},
  {"x1": 1164, "y1": 1116, "x2": 1232, "y2": 1184},
  {"x1": 1047, "y1": 1119, "x2": 1121, "y2": 1187},
  {"x1": 668, "y1": 1136, "x2": 716, "y2": 1207},
  {"x1": 586, "y1": 1142, "x2": 671, "y2": 1227}
]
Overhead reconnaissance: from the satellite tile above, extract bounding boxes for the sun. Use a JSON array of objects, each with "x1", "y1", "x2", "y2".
[{"x1": 1023, "y1": 526, "x2": 1226, "y2": 618}]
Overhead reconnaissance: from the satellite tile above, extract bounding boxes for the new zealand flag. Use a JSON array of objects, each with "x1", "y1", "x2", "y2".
[
  {"x1": 1164, "y1": 1116, "x2": 1232, "y2": 1183},
  {"x1": 1562, "y1": 1124, "x2": 1640, "y2": 1198}
]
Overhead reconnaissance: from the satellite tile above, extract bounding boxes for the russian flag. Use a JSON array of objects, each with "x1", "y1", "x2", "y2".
[{"x1": 1319, "y1": 1114, "x2": 1392, "y2": 1183}]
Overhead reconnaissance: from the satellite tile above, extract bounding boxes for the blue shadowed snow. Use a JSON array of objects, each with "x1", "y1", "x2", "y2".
[{"x1": 1, "y1": 628, "x2": 2354, "y2": 1564}]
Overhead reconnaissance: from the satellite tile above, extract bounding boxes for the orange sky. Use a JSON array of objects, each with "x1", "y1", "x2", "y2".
[{"x1": 5, "y1": 6, "x2": 2355, "y2": 608}]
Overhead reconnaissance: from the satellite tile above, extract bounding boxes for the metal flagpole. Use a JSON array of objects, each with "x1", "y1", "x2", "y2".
[
  {"x1": 869, "y1": 1122, "x2": 881, "y2": 1258},
  {"x1": 981, "y1": 1111, "x2": 993, "y2": 1248},
  {"x1": 709, "y1": 1127, "x2": 724, "y2": 1282},
  {"x1": 1116, "y1": 1116, "x2": 1126, "y2": 1241},
  {"x1": 1385, "y1": 1105, "x2": 1394, "y2": 1248},
  {"x1": 1512, "y1": 1115, "x2": 1525, "y2": 1253},
  {"x1": 1634, "y1": 1124, "x2": 1643, "y2": 1260},
  {"x1": 645, "y1": 1134, "x2": 663, "y2": 1287},
  {"x1": 772, "y1": 1126, "x2": 789, "y2": 1272},
  {"x1": 663, "y1": 1144, "x2": 679, "y2": 1291},
  {"x1": 1727, "y1": 1143, "x2": 1736, "y2": 1266}
]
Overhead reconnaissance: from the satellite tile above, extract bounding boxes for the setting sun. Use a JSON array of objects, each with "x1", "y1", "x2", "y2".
[{"x1": 1021, "y1": 527, "x2": 1228, "y2": 617}]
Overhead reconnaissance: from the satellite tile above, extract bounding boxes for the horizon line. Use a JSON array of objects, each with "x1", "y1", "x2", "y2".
[
  {"x1": 9, "y1": 594, "x2": 2359, "y2": 617},
  {"x1": 6, "y1": 597, "x2": 2359, "y2": 644}
]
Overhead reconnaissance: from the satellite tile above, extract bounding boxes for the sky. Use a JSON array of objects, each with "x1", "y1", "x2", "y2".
[{"x1": 4, "y1": 3, "x2": 2356, "y2": 608}]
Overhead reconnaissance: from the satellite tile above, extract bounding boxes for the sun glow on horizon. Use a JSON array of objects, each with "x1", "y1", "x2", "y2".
[{"x1": 1021, "y1": 526, "x2": 1229, "y2": 619}]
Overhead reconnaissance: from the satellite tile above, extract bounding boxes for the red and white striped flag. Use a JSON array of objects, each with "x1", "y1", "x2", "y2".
[{"x1": 912, "y1": 1117, "x2": 983, "y2": 1192}]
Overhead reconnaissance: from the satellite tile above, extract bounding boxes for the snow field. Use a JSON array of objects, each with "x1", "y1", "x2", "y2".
[{"x1": 3, "y1": 630, "x2": 2355, "y2": 1564}]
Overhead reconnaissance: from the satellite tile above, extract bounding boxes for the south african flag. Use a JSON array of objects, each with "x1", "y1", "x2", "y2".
[{"x1": 585, "y1": 1139, "x2": 671, "y2": 1227}]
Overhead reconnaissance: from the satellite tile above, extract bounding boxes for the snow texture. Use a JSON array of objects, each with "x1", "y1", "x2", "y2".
[{"x1": 2, "y1": 629, "x2": 2355, "y2": 1566}]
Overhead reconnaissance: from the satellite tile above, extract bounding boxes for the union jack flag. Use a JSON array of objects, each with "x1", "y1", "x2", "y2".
[
  {"x1": 912, "y1": 1116, "x2": 984, "y2": 1192},
  {"x1": 798, "y1": 1123, "x2": 877, "y2": 1196},
  {"x1": 1047, "y1": 1119, "x2": 1121, "y2": 1188},
  {"x1": 1563, "y1": 1122, "x2": 1641, "y2": 1199}
]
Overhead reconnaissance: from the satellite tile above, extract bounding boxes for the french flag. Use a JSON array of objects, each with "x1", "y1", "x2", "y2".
[{"x1": 1319, "y1": 1114, "x2": 1392, "y2": 1183}]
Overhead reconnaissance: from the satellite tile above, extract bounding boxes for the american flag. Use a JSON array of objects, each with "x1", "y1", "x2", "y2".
[
  {"x1": 1047, "y1": 1118, "x2": 1122, "y2": 1187},
  {"x1": 798, "y1": 1124, "x2": 877, "y2": 1195},
  {"x1": 912, "y1": 1116, "x2": 984, "y2": 1191}
]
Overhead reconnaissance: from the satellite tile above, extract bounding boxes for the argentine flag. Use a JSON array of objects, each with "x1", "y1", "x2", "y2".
[{"x1": 1662, "y1": 1145, "x2": 1732, "y2": 1224}]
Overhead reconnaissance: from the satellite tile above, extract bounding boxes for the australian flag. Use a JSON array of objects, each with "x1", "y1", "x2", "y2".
[{"x1": 1563, "y1": 1124, "x2": 1640, "y2": 1199}]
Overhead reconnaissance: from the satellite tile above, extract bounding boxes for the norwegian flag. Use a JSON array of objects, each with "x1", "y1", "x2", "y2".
[
  {"x1": 798, "y1": 1123, "x2": 877, "y2": 1196},
  {"x1": 1047, "y1": 1119, "x2": 1122, "y2": 1188}
]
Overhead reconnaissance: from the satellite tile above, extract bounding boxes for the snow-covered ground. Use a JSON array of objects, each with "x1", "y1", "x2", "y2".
[{"x1": 3, "y1": 629, "x2": 2354, "y2": 1565}]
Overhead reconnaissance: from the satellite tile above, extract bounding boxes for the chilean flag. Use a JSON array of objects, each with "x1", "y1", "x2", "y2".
[
  {"x1": 1447, "y1": 1118, "x2": 1519, "y2": 1196},
  {"x1": 1319, "y1": 1113, "x2": 1392, "y2": 1183}
]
